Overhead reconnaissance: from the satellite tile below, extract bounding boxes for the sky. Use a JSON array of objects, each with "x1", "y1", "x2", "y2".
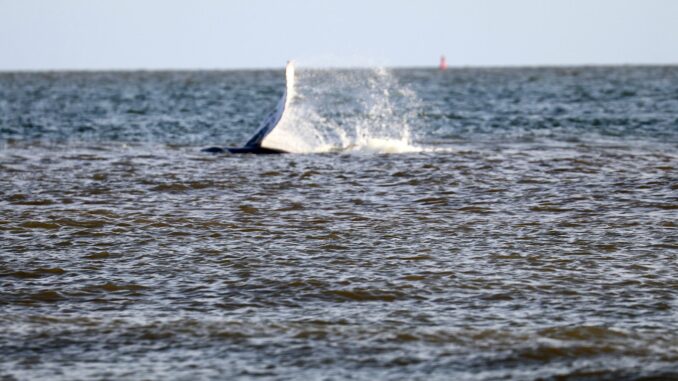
[{"x1": 1, "y1": 0, "x2": 677, "y2": 70}]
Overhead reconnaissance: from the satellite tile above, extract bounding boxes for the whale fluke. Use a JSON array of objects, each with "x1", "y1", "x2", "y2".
[{"x1": 203, "y1": 61, "x2": 295, "y2": 154}]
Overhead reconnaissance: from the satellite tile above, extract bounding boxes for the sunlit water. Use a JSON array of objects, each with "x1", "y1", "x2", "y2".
[{"x1": 1, "y1": 66, "x2": 677, "y2": 380}]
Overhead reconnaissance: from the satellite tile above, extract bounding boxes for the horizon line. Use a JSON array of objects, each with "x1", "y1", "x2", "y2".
[{"x1": 1, "y1": 62, "x2": 677, "y2": 73}]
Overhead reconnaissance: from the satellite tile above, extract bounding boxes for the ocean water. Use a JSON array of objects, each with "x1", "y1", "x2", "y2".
[{"x1": 0, "y1": 66, "x2": 677, "y2": 380}]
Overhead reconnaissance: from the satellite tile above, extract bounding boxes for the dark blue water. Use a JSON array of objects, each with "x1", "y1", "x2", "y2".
[{"x1": 1, "y1": 66, "x2": 677, "y2": 380}]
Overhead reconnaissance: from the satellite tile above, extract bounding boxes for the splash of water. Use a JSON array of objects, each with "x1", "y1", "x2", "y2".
[{"x1": 265, "y1": 65, "x2": 422, "y2": 154}]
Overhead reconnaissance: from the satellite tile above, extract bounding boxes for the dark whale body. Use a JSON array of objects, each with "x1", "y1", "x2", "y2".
[{"x1": 201, "y1": 146, "x2": 285, "y2": 154}]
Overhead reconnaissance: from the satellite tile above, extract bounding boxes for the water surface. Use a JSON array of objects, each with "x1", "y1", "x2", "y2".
[{"x1": 1, "y1": 66, "x2": 677, "y2": 380}]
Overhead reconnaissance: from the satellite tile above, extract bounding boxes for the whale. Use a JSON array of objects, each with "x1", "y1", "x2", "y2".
[{"x1": 202, "y1": 61, "x2": 295, "y2": 154}]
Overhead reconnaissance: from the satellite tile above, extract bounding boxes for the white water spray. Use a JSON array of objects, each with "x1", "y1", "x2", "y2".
[{"x1": 262, "y1": 63, "x2": 422, "y2": 154}]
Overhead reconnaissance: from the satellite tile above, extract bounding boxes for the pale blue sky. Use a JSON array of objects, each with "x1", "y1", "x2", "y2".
[{"x1": 1, "y1": 0, "x2": 677, "y2": 70}]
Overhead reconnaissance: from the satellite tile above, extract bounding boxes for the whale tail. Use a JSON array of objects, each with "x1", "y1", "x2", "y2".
[{"x1": 203, "y1": 61, "x2": 295, "y2": 154}]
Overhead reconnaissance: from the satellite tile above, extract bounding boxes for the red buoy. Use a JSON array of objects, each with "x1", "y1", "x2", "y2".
[{"x1": 439, "y1": 55, "x2": 448, "y2": 71}]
